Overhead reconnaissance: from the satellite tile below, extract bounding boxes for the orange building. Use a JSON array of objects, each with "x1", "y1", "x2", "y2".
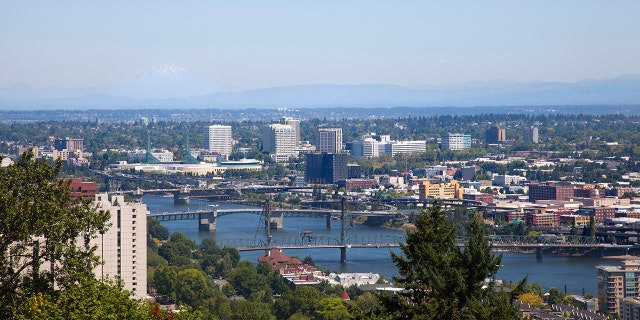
[{"x1": 418, "y1": 180, "x2": 464, "y2": 200}]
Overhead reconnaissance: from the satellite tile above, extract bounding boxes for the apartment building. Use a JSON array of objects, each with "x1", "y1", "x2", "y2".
[
  {"x1": 597, "y1": 260, "x2": 640, "y2": 315},
  {"x1": 620, "y1": 297, "x2": 640, "y2": 320},
  {"x1": 92, "y1": 193, "x2": 147, "y2": 299}
]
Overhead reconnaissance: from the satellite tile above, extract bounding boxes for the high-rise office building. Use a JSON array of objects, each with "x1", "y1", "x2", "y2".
[
  {"x1": 485, "y1": 125, "x2": 506, "y2": 144},
  {"x1": 54, "y1": 137, "x2": 84, "y2": 152},
  {"x1": 317, "y1": 126, "x2": 343, "y2": 153},
  {"x1": 204, "y1": 125, "x2": 233, "y2": 156},
  {"x1": 379, "y1": 140, "x2": 427, "y2": 156},
  {"x1": 262, "y1": 124, "x2": 298, "y2": 162},
  {"x1": 523, "y1": 126, "x2": 539, "y2": 143},
  {"x1": 349, "y1": 137, "x2": 379, "y2": 159},
  {"x1": 281, "y1": 117, "x2": 301, "y2": 147},
  {"x1": 305, "y1": 153, "x2": 347, "y2": 184},
  {"x1": 597, "y1": 260, "x2": 640, "y2": 315},
  {"x1": 92, "y1": 193, "x2": 147, "y2": 299},
  {"x1": 441, "y1": 133, "x2": 471, "y2": 150}
]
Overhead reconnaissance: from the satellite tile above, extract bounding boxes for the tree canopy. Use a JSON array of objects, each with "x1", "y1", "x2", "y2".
[
  {"x1": 380, "y1": 204, "x2": 525, "y2": 319},
  {"x1": 0, "y1": 152, "x2": 110, "y2": 318}
]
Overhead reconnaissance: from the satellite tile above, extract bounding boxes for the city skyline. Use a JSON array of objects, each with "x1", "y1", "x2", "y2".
[{"x1": 2, "y1": 1, "x2": 639, "y2": 91}]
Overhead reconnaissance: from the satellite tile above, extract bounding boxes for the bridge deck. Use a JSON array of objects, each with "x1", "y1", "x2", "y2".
[{"x1": 148, "y1": 208, "x2": 397, "y2": 218}]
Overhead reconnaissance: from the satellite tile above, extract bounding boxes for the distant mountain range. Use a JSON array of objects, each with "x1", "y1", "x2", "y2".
[{"x1": 1, "y1": 66, "x2": 639, "y2": 109}]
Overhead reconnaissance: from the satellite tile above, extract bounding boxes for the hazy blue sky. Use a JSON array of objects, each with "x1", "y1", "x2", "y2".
[{"x1": 2, "y1": 1, "x2": 639, "y2": 89}]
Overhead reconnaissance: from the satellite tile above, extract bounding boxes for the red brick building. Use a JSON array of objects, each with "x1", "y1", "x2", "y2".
[
  {"x1": 68, "y1": 178, "x2": 97, "y2": 200},
  {"x1": 338, "y1": 179, "x2": 375, "y2": 191},
  {"x1": 524, "y1": 208, "x2": 559, "y2": 226},
  {"x1": 463, "y1": 192, "x2": 493, "y2": 204},
  {"x1": 528, "y1": 184, "x2": 574, "y2": 201},
  {"x1": 579, "y1": 206, "x2": 616, "y2": 224}
]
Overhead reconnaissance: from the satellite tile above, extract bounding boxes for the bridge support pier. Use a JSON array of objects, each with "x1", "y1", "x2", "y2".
[
  {"x1": 174, "y1": 186, "x2": 190, "y2": 204},
  {"x1": 199, "y1": 210, "x2": 217, "y2": 231},
  {"x1": 131, "y1": 188, "x2": 144, "y2": 202},
  {"x1": 269, "y1": 211, "x2": 284, "y2": 229},
  {"x1": 536, "y1": 247, "x2": 542, "y2": 260},
  {"x1": 174, "y1": 193, "x2": 190, "y2": 204},
  {"x1": 326, "y1": 213, "x2": 332, "y2": 228},
  {"x1": 340, "y1": 246, "x2": 347, "y2": 263}
]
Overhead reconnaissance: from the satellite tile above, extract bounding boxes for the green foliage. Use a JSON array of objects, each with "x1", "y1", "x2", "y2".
[
  {"x1": 381, "y1": 204, "x2": 523, "y2": 319},
  {"x1": 547, "y1": 287, "x2": 571, "y2": 305},
  {"x1": 153, "y1": 265, "x2": 178, "y2": 300},
  {"x1": 148, "y1": 218, "x2": 170, "y2": 241},
  {"x1": 232, "y1": 300, "x2": 275, "y2": 320},
  {"x1": 228, "y1": 262, "x2": 271, "y2": 299},
  {"x1": 158, "y1": 232, "x2": 198, "y2": 266},
  {"x1": 313, "y1": 296, "x2": 352, "y2": 320},
  {"x1": 175, "y1": 268, "x2": 217, "y2": 306},
  {"x1": 14, "y1": 278, "x2": 155, "y2": 320},
  {"x1": 274, "y1": 286, "x2": 327, "y2": 319},
  {"x1": 0, "y1": 152, "x2": 110, "y2": 317}
]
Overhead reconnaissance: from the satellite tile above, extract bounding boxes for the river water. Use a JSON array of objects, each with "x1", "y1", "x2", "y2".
[{"x1": 144, "y1": 195, "x2": 627, "y2": 296}]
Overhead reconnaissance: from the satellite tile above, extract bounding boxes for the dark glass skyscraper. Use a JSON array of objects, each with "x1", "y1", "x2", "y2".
[{"x1": 305, "y1": 152, "x2": 347, "y2": 184}]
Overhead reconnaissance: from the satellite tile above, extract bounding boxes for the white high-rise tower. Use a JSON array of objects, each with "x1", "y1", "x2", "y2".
[
  {"x1": 204, "y1": 125, "x2": 233, "y2": 156},
  {"x1": 92, "y1": 193, "x2": 147, "y2": 299}
]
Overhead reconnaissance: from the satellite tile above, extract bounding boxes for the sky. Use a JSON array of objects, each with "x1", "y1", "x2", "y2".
[{"x1": 1, "y1": 1, "x2": 639, "y2": 90}]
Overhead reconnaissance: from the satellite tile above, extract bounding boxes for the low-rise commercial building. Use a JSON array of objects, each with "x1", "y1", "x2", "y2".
[
  {"x1": 578, "y1": 206, "x2": 616, "y2": 224},
  {"x1": 418, "y1": 180, "x2": 464, "y2": 200}
]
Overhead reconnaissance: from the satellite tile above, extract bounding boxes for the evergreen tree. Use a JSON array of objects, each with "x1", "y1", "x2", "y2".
[{"x1": 380, "y1": 203, "x2": 524, "y2": 319}]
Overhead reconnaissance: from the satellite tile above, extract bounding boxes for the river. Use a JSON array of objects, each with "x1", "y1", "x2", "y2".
[{"x1": 144, "y1": 195, "x2": 627, "y2": 296}]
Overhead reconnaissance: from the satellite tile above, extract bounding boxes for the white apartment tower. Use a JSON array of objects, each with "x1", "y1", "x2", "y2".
[
  {"x1": 262, "y1": 124, "x2": 298, "y2": 162},
  {"x1": 317, "y1": 126, "x2": 343, "y2": 153},
  {"x1": 92, "y1": 193, "x2": 147, "y2": 299},
  {"x1": 280, "y1": 117, "x2": 301, "y2": 147},
  {"x1": 523, "y1": 126, "x2": 539, "y2": 143},
  {"x1": 204, "y1": 125, "x2": 233, "y2": 156}
]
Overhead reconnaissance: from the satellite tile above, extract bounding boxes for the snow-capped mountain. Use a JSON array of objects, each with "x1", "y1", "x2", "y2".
[
  {"x1": 1, "y1": 73, "x2": 639, "y2": 109},
  {"x1": 105, "y1": 65, "x2": 224, "y2": 99}
]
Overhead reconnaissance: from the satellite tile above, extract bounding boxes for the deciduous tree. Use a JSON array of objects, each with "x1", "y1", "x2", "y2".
[{"x1": 0, "y1": 152, "x2": 110, "y2": 317}]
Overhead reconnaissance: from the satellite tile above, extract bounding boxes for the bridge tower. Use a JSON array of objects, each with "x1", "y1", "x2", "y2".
[
  {"x1": 265, "y1": 201, "x2": 272, "y2": 248},
  {"x1": 340, "y1": 198, "x2": 348, "y2": 263}
]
